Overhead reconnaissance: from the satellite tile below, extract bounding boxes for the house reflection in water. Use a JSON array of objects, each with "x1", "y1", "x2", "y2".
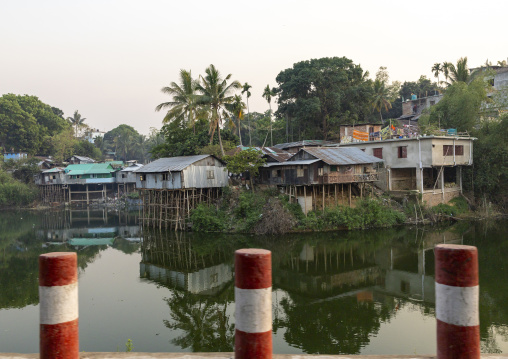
[{"x1": 139, "y1": 231, "x2": 234, "y2": 295}]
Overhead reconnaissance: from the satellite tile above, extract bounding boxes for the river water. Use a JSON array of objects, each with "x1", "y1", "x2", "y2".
[{"x1": 0, "y1": 208, "x2": 507, "y2": 355}]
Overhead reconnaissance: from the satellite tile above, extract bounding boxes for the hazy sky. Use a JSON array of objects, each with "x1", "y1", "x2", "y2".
[{"x1": 1, "y1": 0, "x2": 506, "y2": 135}]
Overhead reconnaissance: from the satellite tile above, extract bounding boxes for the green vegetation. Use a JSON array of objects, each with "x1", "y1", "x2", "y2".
[
  {"x1": 302, "y1": 199, "x2": 406, "y2": 231},
  {"x1": 190, "y1": 188, "x2": 407, "y2": 234},
  {"x1": 0, "y1": 170, "x2": 38, "y2": 207},
  {"x1": 0, "y1": 94, "x2": 69, "y2": 155},
  {"x1": 431, "y1": 197, "x2": 469, "y2": 216}
]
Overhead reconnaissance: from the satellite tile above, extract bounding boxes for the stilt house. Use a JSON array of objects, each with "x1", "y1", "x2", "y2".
[{"x1": 135, "y1": 155, "x2": 228, "y2": 189}]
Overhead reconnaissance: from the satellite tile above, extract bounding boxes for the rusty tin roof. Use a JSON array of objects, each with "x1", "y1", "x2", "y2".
[{"x1": 301, "y1": 147, "x2": 383, "y2": 165}]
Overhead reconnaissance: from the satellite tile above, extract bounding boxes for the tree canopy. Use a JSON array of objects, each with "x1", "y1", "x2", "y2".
[
  {"x1": 275, "y1": 57, "x2": 373, "y2": 140},
  {"x1": 0, "y1": 94, "x2": 69, "y2": 155}
]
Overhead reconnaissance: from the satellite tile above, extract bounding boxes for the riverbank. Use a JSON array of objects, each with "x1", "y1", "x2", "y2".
[{"x1": 188, "y1": 186, "x2": 497, "y2": 234}]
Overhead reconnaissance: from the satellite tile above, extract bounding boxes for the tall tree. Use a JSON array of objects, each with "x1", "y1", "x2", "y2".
[
  {"x1": 432, "y1": 63, "x2": 442, "y2": 85},
  {"x1": 67, "y1": 110, "x2": 86, "y2": 138},
  {"x1": 371, "y1": 67, "x2": 399, "y2": 122},
  {"x1": 195, "y1": 64, "x2": 241, "y2": 156},
  {"x1": 242, "y1": 83, "x2": 252, "y2": 146},
  {"x1": 275, "y1": 57, "x2": 373, "y2": 140},
  {"x1": 155, "y1": 69, "x2": 203, "y2": 132},
  {"x1": 262, "y1": 85, "x2": 276, "y2": 146},
  {"x1": 442, "y1": 62, "x2": 452, "y2": 83},
  {"x1": 446, "y1": 57, "x2": 477, "y2": 85},
  {"x1": 225, "y1": 95, "x2": 245, "y2": 146}
]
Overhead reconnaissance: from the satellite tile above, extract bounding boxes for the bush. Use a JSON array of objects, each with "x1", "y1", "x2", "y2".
[
  {"x1": 127, "y1": 192, "x2": 140, "y2": 199},
  {"x1": 432, "y1": 196, "x2": 469, "y2": 216},
  {"x1": 0, "y1": 170, "x2": 38, "y2": 207},
  {"x1": 190, "y1": 204, "x2": 229, "y2": 232}
]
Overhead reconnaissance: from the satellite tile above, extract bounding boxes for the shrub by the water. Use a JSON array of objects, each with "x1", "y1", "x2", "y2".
[
  {"x1": 0, "y1": 170, "x2": 38, "y2": 207},
  {"x1": 190, "y1": 203, "x2": 229, "y2": 232}
]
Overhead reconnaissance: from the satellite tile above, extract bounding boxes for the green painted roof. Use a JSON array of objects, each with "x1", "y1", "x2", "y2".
[
  {"x1": 65, "y1": 163, "x2": 115, "y2": 175},
  {"x1": 68, "y1": 238, "x2": 115, "y2": 246}
]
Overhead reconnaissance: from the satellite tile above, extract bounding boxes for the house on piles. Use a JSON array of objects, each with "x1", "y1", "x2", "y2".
[
  {"x1": 135, "y1": 155, "x2": 229, "y2": 229},
  {"x1": 339, "y1": 136, "x2": 475, "y2": 206},
  {"x1": 258, "y1": 147, "x2": 383, "y2": 213},
  {"x1": 116, "y1": 163, "x2": 143, "y2": 196},
  {"x1": 64, "y1": 163, "x2": 117, "y2": 205}
]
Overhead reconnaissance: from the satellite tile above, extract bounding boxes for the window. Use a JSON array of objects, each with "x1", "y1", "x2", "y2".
[
  {"x1": 277, "y1": 170, "x2": 282, "y2": 177},
  {"x1": 373, "y1": 148, "x2": 383, "y2": 159},
  {"x1": 318, "y1": 167, "x2": 324, "y2": 176},
  {"x1": 272, "y1": 169, "x2": 278, "y2": 177},
  {"x1": 443, "y1": 145, "x2": 453, "y2": 156},
  {"x1": 139, "y1": 175, "x2": 145, "y2": 181},
  {"x1": 455, "y1": 145, "x2": 464, "y2": 156},
  {"x1": 397, "y1": 146, "x2": 407, "y2": 158},
  {"x1": 122, "y1": 174, "x2": 126, "y2": 178},
  {"x1": 162, "y1": 173, "x2": 169, "y2": 181},
  {"x1": 207, "y1": 170, "x2": 215, "y2": 179},
  {"x1": 297, "y1": 168, "x2": 304, "y2": 177},
  {"x1": 330, "y1": 165, "x2": 337, "y2": 172}
]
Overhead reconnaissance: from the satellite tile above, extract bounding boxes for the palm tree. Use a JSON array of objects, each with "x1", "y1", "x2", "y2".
[
  {"x1": 372, "y1": 79, "x2": 392, "y2": 122},
  {"x1": 432, "y1": 63, "x2": 442, "y2": 85},
  {"x1": 445, "y1": 57, "x2": 478, "y2": 85},
  {"x1": 262, "y1": 85, "x2": 276, "y2": 146},
  {"x1": 155, "y1": 69, "x2": 202, "y2": 132},
  {"x1": 195, "y1": 64, "x2": 241, "y2": 156},
  {"x1": 67, "y1": 110, "x2": 86, "y2": 138},
  {"x1": 442, "y1": 62, "x2": 452, "y2": 83},
  {"x1": 225, "y1": 95, "x2": 246, "y2": 146},
  {"x1": 242, "y1": 83, "x2": 252, "y2": 146}
]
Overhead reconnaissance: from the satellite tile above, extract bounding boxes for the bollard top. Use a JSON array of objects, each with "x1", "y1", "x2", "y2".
[
  {"x1": 235, "y1": 248, "x2": 271, "y2": 289},
  {"x1": 39, "y1": 252, "x2": 78, "y2": 287},
  {"x1": 235, "y1": 248, "x2": 271, "y2": 257},
  {"x1": 435, "y1": 244, "x2": 478, "y2": 287},
  {"x1": 435, "y1": 244, "x2": 477, "y2": 252}
]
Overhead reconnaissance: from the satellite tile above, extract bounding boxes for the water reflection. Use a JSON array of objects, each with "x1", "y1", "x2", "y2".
[
  {"x1": 0, "y1": 209, "x2": 140, "y2": 310},
  {"x1": 1, "y1": 210, "x2": 508, "y2": 354}
]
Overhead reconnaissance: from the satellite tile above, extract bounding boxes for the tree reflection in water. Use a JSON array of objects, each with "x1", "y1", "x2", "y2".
[{"x1": 164, "y1": 288, "x2": 234, "y2": 352}]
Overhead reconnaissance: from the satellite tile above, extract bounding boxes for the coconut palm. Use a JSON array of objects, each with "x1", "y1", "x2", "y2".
[
  {"x1": 432, "y1": 63, "x2": 442, "y2": 85},
  {"x1": 195, "y1": 64, "x2": 241, "y2": 156},
  {"x1": 67, "y1": 110, "x2": 86, "y2": 138},
  {"x1": 442, "y1": 62, "x2": 452, "y2": 83},
  {"x1": 444, "y1": 57, "x2": 479, "y2": 85},
  {"x1": 225, "y1": 95, "x2": 246, "y2": 146},
  {"x1": 155, "y1": 69, "x2": 203, "y2": 132},
  {"x1": 242, "y1": 83, "x2": 252, "y2": 146},
  {"x1": 262, "y1": 85, "x2": 276, "y2": 146},
  {"x1": 372, "y1": 79, "x2": 392, "y2": 122}
]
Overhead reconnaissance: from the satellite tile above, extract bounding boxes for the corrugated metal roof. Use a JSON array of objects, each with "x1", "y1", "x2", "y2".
[
  {"x1": 65, "y1": 163, "x2": 115, "y2": 175},
  {"x1": 120, "y1": 164, "x2": 144, "y2": 172},
  {"x1": 273, "y1": 140, "x2": 338, "y2": 149},
  {"x1": 302, "y1": 147, "x2": 383, "y2": 165},
  {"x1": 136, "y1": 155, "x2": 213, "y2": 173},
  {"x1": 264, "y1": 159, "x2": 319, "y2": 167},
  {"x1": 42, "y1": 167, "x2": 65, "y2": 173}
]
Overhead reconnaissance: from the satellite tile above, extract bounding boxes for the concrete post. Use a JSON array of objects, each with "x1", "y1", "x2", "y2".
[
  {"x1": 39, "y1": 252, "x2": 79, "y2": 359},
  {"x1": 435, "y1": 244, "x2": 479, "y2": 359},
  {"x1": 235, "y1": 249, "x2": 272, "y2": 359}
]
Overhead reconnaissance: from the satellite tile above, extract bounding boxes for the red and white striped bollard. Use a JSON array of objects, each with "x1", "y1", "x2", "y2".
[
  {"x1": 435, "y1": 244, "x2": 479, "y2": 359},
  {"x1": 235, "y1": 248, "x2": 272, "y2": 359},
  {"x1": 39, "y1": 252, "x2": 79, "y2": 359}
]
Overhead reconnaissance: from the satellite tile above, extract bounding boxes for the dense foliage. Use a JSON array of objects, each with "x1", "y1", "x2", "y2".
[
  {"x1": 275, "y1": 57, "x2": 374, "y2": 140},
  {"x1": 0, "y1": 170, "x2": 38, "y2": 207},
  {"x1": 0, "y1": 94, "x2": 70, "y2": 155}
]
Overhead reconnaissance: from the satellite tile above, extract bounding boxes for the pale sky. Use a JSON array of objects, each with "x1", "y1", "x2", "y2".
[{"x1": 1, "y1": 0, "x2": 506, "y2": 135}]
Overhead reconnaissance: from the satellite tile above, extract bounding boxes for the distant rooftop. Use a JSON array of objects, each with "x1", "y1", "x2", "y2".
[
  {"x1": 136, "y1": 155, "x2": 219, "y2": 173},
  {"x1": 274, "y1": 140, "x2": 338, "y2": 150}
]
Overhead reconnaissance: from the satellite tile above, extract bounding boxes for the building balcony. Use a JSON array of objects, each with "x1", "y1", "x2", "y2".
[{"x1": 319, "y1": 173, "x2": 379, "y2": 184}]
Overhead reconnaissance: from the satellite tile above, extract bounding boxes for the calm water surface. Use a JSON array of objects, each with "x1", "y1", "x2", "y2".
[{"x1": 0, "y1": 209, "x2": 507, "y2": 355}]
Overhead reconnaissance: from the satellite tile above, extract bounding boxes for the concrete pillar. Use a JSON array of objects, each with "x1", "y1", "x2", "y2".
[
  {"x1": 416, "y1": 167, "x2": 424, "y2": 193},
  {"x1": 435, "y1": 244, "x2": 479, "y2": 359},
  {"x1": 440, "y1": 167, "x2": 445, "y2": 202},
  {"x1": 235, "y1": 249, "x2": 272, "y2": 359},
  {"x1": 39, "y1": 252, "x2": 79, "y2": 359}
]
